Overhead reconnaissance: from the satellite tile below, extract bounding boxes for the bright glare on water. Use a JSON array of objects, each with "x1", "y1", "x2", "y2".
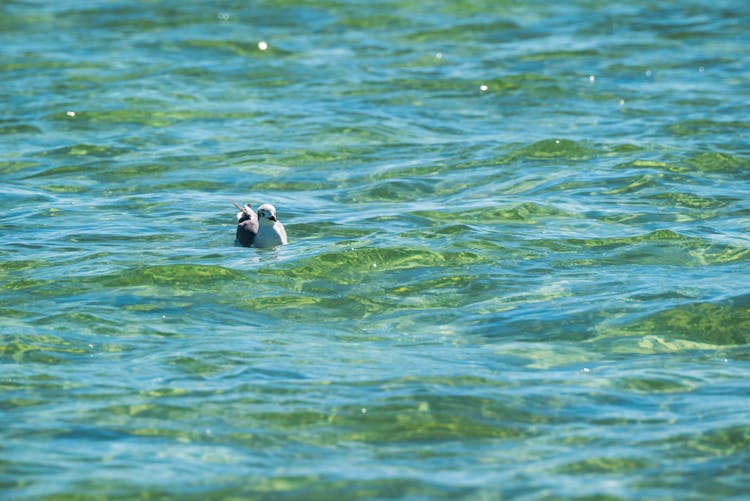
[{"x1": 2, "y1": 1, "x2": 749, "y2": 499}]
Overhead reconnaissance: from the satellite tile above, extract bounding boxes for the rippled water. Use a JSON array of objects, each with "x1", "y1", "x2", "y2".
[{"x1": 2, "y1": 1, "x2": 750, "y2": 499}]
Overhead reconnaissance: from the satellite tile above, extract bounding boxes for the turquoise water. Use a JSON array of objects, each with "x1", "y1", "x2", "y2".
[{"x1": 2, "y1": 0, "x2": 750, "y2": 498}]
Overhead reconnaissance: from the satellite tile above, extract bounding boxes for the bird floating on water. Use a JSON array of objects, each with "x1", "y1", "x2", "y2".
[{"x1": 232, "y1": 201, "x2": 288, "y2": 248}]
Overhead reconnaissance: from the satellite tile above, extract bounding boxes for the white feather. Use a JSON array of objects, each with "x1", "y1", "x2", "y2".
[{"x1": 253, "y1": 204, "x2": 288, "y2": 248}]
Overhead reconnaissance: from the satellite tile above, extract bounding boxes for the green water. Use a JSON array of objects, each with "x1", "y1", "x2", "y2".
[{"x1": 2, "y1": 0, "x2": 749, "y2": 499}]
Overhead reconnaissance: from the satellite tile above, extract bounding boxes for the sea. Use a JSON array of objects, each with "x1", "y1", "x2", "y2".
[{"x1": 1, "y1": 1, "x2": 749, "y2": 499}]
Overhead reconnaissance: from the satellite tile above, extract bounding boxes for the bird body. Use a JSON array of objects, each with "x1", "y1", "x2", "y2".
[
  {"x1": 233, "y1": 202, "x2": 258, "y2": 247},
  {"x1": 232, "y1": 201, "x2": 287, "y2": 248}
]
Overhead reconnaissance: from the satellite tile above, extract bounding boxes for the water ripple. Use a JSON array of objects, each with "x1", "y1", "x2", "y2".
[{"x1": 2, "y1": 0, "x2": 750, "y2": 499}]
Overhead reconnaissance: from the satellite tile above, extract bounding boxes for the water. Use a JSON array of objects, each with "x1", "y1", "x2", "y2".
[{"x1": 2, "y1": 0, "x2": 749, "y2": 499}]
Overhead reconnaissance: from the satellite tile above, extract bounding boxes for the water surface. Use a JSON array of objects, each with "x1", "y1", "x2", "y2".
[{"x1": 2, "y1": 1, "x2": 750, "y2": 499}]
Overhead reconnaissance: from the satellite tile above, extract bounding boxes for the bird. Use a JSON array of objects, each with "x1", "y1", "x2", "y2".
[
  {"x1": 232, "y1": 202, "x2": 258, "y2": 247},
  {"x1": 254, "y1": 203, "x2": 288, "y2": 248}
]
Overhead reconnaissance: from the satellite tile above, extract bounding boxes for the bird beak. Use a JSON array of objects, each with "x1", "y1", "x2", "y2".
[{"x1": 269, "y1": 216, "x2": 277, "y2": 222}]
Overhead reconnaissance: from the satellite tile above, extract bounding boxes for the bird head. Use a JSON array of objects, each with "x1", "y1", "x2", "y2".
[{"x1": 257, "y1": 204, "x2": 278, "y2": 223}]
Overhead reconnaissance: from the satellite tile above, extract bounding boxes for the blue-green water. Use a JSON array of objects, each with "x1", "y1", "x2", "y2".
[{"x1": 2, "y1": 0, "x2": 750, "y2": 498}]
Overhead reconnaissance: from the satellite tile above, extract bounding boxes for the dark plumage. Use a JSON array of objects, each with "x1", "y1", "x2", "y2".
[{"x1": 232, "y1": 202, "x2": 258, "y2": 247}]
